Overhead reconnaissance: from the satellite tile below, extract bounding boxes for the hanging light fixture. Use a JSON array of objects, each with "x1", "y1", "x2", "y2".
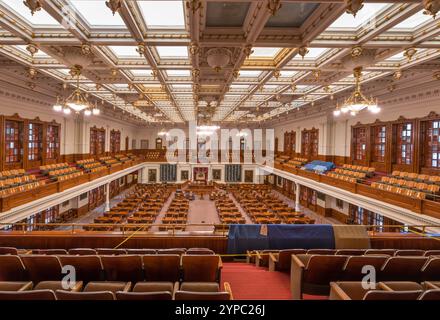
[
  {"x1": 334, "y1": 67, "x2": 380, "y2": 117},
  {"x1": 52, "y1": 96, "x2": 63, "y2": 112}
]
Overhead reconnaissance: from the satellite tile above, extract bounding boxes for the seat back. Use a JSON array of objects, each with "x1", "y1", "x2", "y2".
[
  {"x1": 186, "y1": 248, "x2": 215, "y2": 255},
  {"x1": 125, "y1": 249, "x2": 157, "y2": 255},
  {"x1": 174, "y1": 291, "x2": 230, "y2": 300},
  {"x1": 335, "y1": 249, "x2": 366, "y2": 256},
  {"x1": 116, "y1": 291, "x2": 172, "y2": 300},
  {"x1": 33, "y1": 249, "x2": 68, "y2": 255},
  {"x1": 342, "y1": 256, "x2": 388, "y2": 281},
  {"x1": 142, "y1": 254, "x2": 181, "y2": 282},
  {"x1": 0, "y1": 247, "x2": 18, "y2": 255},
  {"x1": 96, "y1": 248, "x2": 127, "y2": 255},
  {"x1": 418, "y1": 289, "x2": 440, "y2": 300},
  {"x1": 157, "y1": 248, "x2": 186, "y2": 255},
  {"x1": 56, "y1": 290, "x2": 115, "y2": 300},
  {"x1": 0, "y1": 255, "x2": 27, "y2": 281},
  {"x1": 379, "y1": 257, "x2": 428, "y2": 281},
  {"x1": 365, "y1": 249, "x2": 395, "y2": 256},
  {"x1": 21, "y1": 255, "x2": 63, "y2": 283},
  {"x1": 58, "y1": 255, "x2": 103, "y2": 283},
  {"x1": 277, "y1": 249, "x2": 307, "y2": 271},
  {"x1": 424, "y1": 250, "x2": 440, "y2": 257},
  {"x1": 304, "y1": 255, "x2": 348, "y2": 284},
  {"x1": 307, "y1": 249, "x2": 336, "y2": 255},
  {"x1": 394, "y1": 250, "x2": 425, "y2": 256},
  {"x1": 100, "y1": 255, "x2": 144, "y2": 282},
  {"x1": 68, "y1": 248, "x2": 97, "y2": 255},
  {"x1": 363, "y1": 290, "x2": 422, "y2": 300},
  {"x1": 181, "y1": 255, "x2": 220, "y2": 282},
  {"x1": 0, "y1": 290, "x2": 57, "y2": 300},
  {"x1": 421, "y1": 257, "x2": 440, "y2": 281}
]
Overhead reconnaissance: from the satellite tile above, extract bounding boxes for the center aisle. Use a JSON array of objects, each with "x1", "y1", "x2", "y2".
[
  {"x1": 185, "y1": 195, "x2": 220, "y2": 232},
  {"x1": 221, "y1": 263, "x2": 291, "y2": 300}
]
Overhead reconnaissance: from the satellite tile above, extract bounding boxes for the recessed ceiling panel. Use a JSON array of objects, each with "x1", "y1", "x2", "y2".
[
  {"x1": 206, "y1": 2, "x2": 250, "y2": 27},
  {"x1": 266, "y1": 3, "x2": 319, "y2": 28}
]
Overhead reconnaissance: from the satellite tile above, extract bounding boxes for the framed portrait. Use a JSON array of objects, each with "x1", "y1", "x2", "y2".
[
  {"x1": 181, "y1": 170, "x2": 189, "y2": 180},
  {"x1": 212, "y1": 169, "x2": 221, "y2": 180}
]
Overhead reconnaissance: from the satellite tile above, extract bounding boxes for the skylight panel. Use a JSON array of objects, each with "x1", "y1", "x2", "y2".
[
  {"x1": 129, "y1": 69, "x2": 153, "y2": 77},
  {"x1": 138, "y1": 1, "x2": 185, "y2": 29},
  {"x1": 172, "y1": 84, "x2": 192, "y2": 89},
  {"x1": 239, "y1": 70, "x2": 262, "y2": 78},
  {"x1": 15, "y1": 45, "x2": 49, "y2": 57},
  {"x1": 249, "y1": 47, "x2": 281, "y2": 58},
  {"x1": 386, "y1": 52, "x2": 405, "y2": 61},
  {"x1": 166, "y1": 70, "x2": 190, "y2": 77},
  {"x1": 2, "y1": 0, "x2": 60, "y2": 26},
  {"x1": 109, "y1": 46, "x2": 140, "y2": 58},
  {"x1": 279, "y1": 71, "x2": 298, "y2": 77},
  {"x1": 70, "y1": 0, "x2": 126, "y2": 26},
  {"x1": 329, "y1": 3, "x2": 390, "y2": 29},
  {"x1": 391, "y1": 11, "x2": 434, "y2": 30},
  {"x1": 156, "y1": 46, "x2": 188, "y2": 58}
]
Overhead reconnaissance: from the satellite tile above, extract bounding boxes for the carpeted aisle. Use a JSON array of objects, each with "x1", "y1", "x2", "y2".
[{"x1": 222, "y1": 263, "x2": 291, "y2": 300}]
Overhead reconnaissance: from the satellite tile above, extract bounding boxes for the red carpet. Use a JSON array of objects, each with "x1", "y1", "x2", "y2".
[{"x1": 222, "y1": 262, "x2": 328, "y2": 300}]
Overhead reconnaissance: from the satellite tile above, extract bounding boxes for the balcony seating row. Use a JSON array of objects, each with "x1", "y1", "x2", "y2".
[
  {"x1": 330, "y1": 281, "x2": 440, "y2": 300},
  {"x1": 341, "y1": 164, "x2": 375, "y2": 175},
  {"x1": 0, "y1": 180, "x2": 44, "y2": 197},
  {"x1": 391, "y1": 171, "x2": 440, "y2": 184},
  {"x1": 0, "y1": 254, "x2": 229, "y2": 300},
  {"x1": 0, "y1": 169, "x2": 26, "y2": 179},
  {"x1": 290, "y1": 253, "x2": 440, "y2": 299},
  {"x1": 39, "y1": 163, "x2": 69, "y2": 172},
  {"x1": 380, "y1": 177, "x2": 440, "y2": 194},
  {"x1": 371, "y1": 182, "x2": 427, "y2": 200}
]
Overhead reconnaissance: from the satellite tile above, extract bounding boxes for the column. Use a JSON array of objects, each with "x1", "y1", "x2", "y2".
[
  {"x1": 104, "y1": 182, "x2": 110, "y2": 212},
  {"x1": 295, "y1": 182, "x2": 301, "y2": 212}
]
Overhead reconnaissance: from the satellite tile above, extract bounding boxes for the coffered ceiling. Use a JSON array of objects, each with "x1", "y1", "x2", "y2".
[{"x1": 0, "y1": 0, "x2": 439, "y2": 126}]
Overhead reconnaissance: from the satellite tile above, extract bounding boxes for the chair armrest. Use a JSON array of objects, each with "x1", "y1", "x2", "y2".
[
  {"x1": 218, "y1": 256, "x2": 223, "y2": 270},
  {"x1": 18, "y1": 281, "x2": 34, "y2": 291},
  {"x1": 329, "y1": 282, "x2": 352, "y2": 300},
  {"x1": 423, "y1": 281, "x2": 440, "y2": 290},
  {"x1": 71, "y1": 281, "x2": 84, "y2": 292},
  {"x1": 255, "y1": 251, "x2": 263, "y2": 267},
  {"x1": 268, "y1": 252, "x2": 279, "y2": 272},
  {"x1": 122, "y1": 282, "x2": 132, "y2": 292},
  {"x1": 224, "y1": 282, "x2": 233, "y2": 300},
  {"x1": 290, "y1": 255, "x2": 305, "y2": 300}
]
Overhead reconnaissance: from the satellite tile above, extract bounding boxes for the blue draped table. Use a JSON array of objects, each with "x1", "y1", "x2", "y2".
[{"x1": 227, "y1": 224, "x2": 335, "y2": 254}]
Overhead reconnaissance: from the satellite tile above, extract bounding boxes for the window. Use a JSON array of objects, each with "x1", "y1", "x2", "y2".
[
  {"x1": 110, "y1": 130, "x2": 121, "y2": 153},
  {"x1": 284, "y1": 131, "x2": 296, "y2": 154},
  {"x1": 46, "y1": 125, "x2": 60, "y2": 160},
  {"x1": 395, "y1": 122, "x2": 413, "y2": 165},
  {"x1": 352, "y1": 127, "x2": 367, "y2": 161},
  {"x1": 422, "y1": 120, "x2": 440, "y2": 168},
  {"x1": 301, "y1": 128, "x2": 318, "y2": 158},
  {"x1": 372, "y1": 125, "x2": 386, "y2": 162},
  {"x1": 90, "y1": 127, "x2": 105, "y2": 155},
  {"x1": 4, "y1": 120, "x2": 23, "y2": 163},
  {"x1": 28, "y1": 122, "x2": 43, "y2": 161}
]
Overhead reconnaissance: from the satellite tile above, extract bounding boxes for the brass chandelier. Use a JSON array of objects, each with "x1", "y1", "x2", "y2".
[{"x1": 333, "y1": 67, "x2": 380, "y2": 117}]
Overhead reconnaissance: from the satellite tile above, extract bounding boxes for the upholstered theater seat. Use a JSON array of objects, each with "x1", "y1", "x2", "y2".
[
  {"x1": 32, "y1": 249, "x2": 68, "y2": 255},
  {"x1": 341, "y1": 255, "x2": 388, "y2": 281},
  {"x1": 142, "y1": 255, "x2": 181, "y2": 282},
  {"x1": 58, "y1": 255, "x2": 103, "y2": 284},
  {"x1": 0, "y1": 289, "x2": 57, "y2": 300},
  {"x1": 100, "y1": 255, "x2": 144, "y2": 283},
  {"x1": 56, "y1": 290, "x2": 115, "y2": 300},
  {"x1": 0, "y1": 281, "x2": 33, "y2": 291},
  {"x1": 68, "y1": 248, "x2": 97, "y2": 255},
  {"x1": 329, "y1": 282, "x2": 423, "y2": 300},
  {"x1": 125, "y1": 249, "x2": 157, "y2": 255},
  {"x1": 418, "y1": 290, "x2": 440, "y2": 300},
  {"x1": 116, "y1": 291, "x2": 172, "y2": 300},
  {"x1": 0, "y1": 256, "x2": 27, "y2": 281},
  {"x1": 268, "y1": 249, "x2": 307, "y2": 272},
  {"x1": 378, "y1": 257, "x2": 429, "y2": 282},
  {"x1": 290, "y1": 254, "x2": 348, "y2": 299},
  {"x1": 394, "y1": 250, "x2": 426, "y2": 256},
  {"x1": 186, "y1": 248, "x2": 215, "y2": 255},
  {"x1": 0, "y1": 247, "x2": 19, "y2": 255},
  {"x1": 180, "y1": 282, "x2": 220, "y2": 292},
  {"x1": 421, "y1": 257, "x2": 440, "y2": 281},
  {"x1": 181, "y1": 255, "x2": 222, "y2": 283},
  {"x1": 20, "y1": 255, "x2": 64, "y2": 284},
  {"x1": 335, "y1": 249, "x2": 366, "y2": 256},
  {"x1": 96, "y1": 248, "x2": 127, "y2": 255},
  {"x1": 378, "y1": 281, "x2": 424, "y2": 291}
]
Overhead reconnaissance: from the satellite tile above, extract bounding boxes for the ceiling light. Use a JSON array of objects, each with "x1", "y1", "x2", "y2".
[
  {"x1": 84, "y1": 109, "x2": 92, "y2": 116},
  {"x1": 334, "y1": 67, "x2": 379, "y2": 117},
  {"x1": 105, "y1": 0, "x2": 122, "y2": 15},
  {"x1": 423, "y1": 0, "x2": 440, "y2": 18},
  {"x1": 344, "y1": 0, "x2": 364, "y2": 17},
  {"x1": 206, "y1": 48, "x2": 231, "y2": 72},
  {"x1": 63, "y1": 107, "x2": 71, "y2": 115},
  {"x1": 23, "y1": 0, "x2": 42, "y2": 15}
]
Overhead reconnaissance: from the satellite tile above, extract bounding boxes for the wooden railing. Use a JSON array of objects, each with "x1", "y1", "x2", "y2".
[
  {"x1": 274, "y1": 164, "x2": 440, "y2": 220},
  {"x1": 0, "y1": 159, "x2": 143, "y2": 213}
]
